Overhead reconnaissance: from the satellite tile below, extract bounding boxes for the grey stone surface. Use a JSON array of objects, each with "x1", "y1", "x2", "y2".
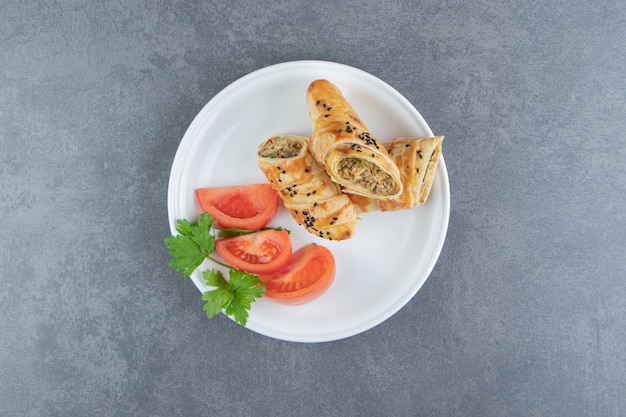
[{"x1": 1, "y1": 0, "x2": 625, "y2": 416}]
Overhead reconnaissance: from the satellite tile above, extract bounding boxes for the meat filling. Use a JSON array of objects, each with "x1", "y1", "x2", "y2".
[
  {"x1": 337, "y1": 158, "x2": 399, "y2": 195},
  {"x1": 258, "y1": 137, "x2": 303, "y2": 159}
]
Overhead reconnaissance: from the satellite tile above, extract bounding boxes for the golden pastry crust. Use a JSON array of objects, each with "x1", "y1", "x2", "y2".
[
  {"x1": 257, "y1": 134, "x2": 360, "y2": 240},
  {"x1": 306, "y1": 79, "x2": 403, "y2": 199},
  {"x1": 349, "y1": 136, "x2": 444, "y2": 212}
]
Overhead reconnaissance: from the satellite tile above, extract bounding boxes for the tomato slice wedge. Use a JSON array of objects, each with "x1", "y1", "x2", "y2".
[
  {"x1": 215, "y1": 229, "x2": 292, "y2": 274},
  {"x1": 196, "y1": 184, "x2": 279, "y2": 230},
  {"x1": 258, "y1": 244, "x2": 335, "y2": 305}
]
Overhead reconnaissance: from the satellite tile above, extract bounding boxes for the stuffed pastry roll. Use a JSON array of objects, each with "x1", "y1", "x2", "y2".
[
  {"x1": 349, "y1": 136, "x2": 444, "y2": 212},
  {"x1": 257, "y1": 134, "x2": 360, "y2": 241},
  {"x1": 305, "y1": 79, "x2": 403, "y2": 199}
]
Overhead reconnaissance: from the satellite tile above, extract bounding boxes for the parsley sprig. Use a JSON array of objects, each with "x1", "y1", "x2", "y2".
[{"x1": 164, "y1": 212, "x2": 265, "y2": 326}]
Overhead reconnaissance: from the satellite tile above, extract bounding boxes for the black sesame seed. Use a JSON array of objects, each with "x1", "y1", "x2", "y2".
[{"x1": 316, "y1": 100, "x2": 320, "y2": 105}]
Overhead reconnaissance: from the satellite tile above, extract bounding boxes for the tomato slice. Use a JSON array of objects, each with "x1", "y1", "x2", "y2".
[
  {"x1": 215, "y1": 229, "x2": 292, "y2": 274},
  {"x1": 258, "y1": 244, "x2": 335, "y2": 305},
  {"x1": 196, "y1": 184, "x2": 279, "y2": 230}
]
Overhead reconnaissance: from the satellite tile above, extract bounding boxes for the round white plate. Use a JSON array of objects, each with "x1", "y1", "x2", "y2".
[{"x1": 168, "y1": 60, "x2": 449, "y2": 343}]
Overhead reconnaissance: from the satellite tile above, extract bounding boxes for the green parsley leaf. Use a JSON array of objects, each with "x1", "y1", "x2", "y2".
[
  {"x1": 190, "y1": 212, "x2": 215, "y2": 254},
  {"x1": 224, "y1": 269, "x2": 265, "y2": 326},
  {"x1": 175, "y1": 218, "x2": 194, "y2": 236},
  {"x1": 164, "y1": 234, "x2": 205, "y2": 276},
  {"x1": 229, "y1": 268, "x2": 266, "y2": 299},
  {"x1": 165, "y1": 213, "x2": 216, "y2": 276},
  {"x1": 203, "y1": 268, "x2": 229, "y2": 288},
  {"x1": 200, "y1": 268, "x2": 265, "y2": 325},
  {"x1": 201, "y1": 269, "x2": 234, "y2": 319}
]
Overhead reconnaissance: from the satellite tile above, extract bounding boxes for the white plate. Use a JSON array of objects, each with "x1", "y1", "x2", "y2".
[{"x1": 168, "y1": 60, "x2": 449, "y2": 343}]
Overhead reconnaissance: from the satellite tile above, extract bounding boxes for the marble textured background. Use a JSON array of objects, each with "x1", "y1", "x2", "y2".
[{"x1": 1, "y1": 0, "x2": 625, "y2": 416}]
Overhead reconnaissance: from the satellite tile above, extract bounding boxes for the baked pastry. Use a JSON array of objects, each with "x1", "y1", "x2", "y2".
[
  {"x1": 306, "y1": 79, "x2": 403, "y2": 199},
  {"x1": 349, "y1": 136, "x2": 444, "y2": 212},
  {"x1": 257, "y1": 134, "x2": 360, "y2": 241}
]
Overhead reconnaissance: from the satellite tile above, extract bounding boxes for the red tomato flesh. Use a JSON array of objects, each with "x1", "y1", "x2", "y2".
[
  {"x1": 196, "y1": 184, "x2": 279, "y2": 230},
  {"x1": 258, "y1": 244, "x2": 335, "y2": 305},
  {"x1": 215, "y1": 229, "x2": 292, "y2": 274}
]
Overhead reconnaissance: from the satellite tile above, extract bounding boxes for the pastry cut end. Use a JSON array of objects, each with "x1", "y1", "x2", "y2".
[
  {"x1": 335, "y1": 156, "x2": 403, "y2": 198},
  {"x1": 349, "y1": 136, "x2": 444, "y2": 212}
]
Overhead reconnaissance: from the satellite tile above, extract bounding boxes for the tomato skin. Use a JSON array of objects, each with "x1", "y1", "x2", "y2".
[
  {"x1": 215, "y1": 229, "x2": 292, "y2": 274},
  {"x1": 196, "y1": 184, "x2": 279, "y2": 230},
  {"x1": 258, "y1": 244, "x2": 335, "y2": 305}
]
